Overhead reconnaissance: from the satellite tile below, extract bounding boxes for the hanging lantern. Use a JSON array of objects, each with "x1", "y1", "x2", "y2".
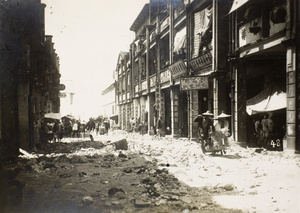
[{"x1": 270, "y1": 6, "x2": 287, "y2": 24}]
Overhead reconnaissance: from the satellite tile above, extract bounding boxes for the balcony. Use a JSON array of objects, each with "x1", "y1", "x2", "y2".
[{"x1": 188, "y1": 51, "x2": 212, "y2": 72}]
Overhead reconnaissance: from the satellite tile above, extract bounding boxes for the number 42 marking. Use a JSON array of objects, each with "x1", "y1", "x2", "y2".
[{"x1": 270, "y1": 139, "x2": 281, "y2": 148}]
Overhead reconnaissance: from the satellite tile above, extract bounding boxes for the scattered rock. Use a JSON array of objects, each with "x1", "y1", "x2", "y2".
[
  {"x1": 155, "y1": 199, "x2": 167, "y2": 206},
  {"x1": 182, "y1": 209, "x2": 190, "y2": 213},
  {"x1": 101, "y1": 163, "x2": 111, "y2": 168},
  {"x1": 43, "y1": 162, "x2": 56, "y2": 170},
  {"x1": 113, "y1": 139, "x2": 128, "y2": 150},
  {"x1": 223, "y1": 184, "x2": 234, "y2": 191},
  {"x1": 123, "y1": 167, "x2": 132, "y2": 173},
  {"x1": 59, "y1": 173, "x2": 72, "y2": 178},
  {"x1": 134, "y1": 199, "x2": 151, "y2": 208},
  {"x1": 78, "y1": 172, "x2": 87, "y2": 177},
  {"x1": 180, "y1": 196, "x2": 192, "y2": 204},
  {"x1": 118, "y1": 153, "x2": 127, "y2": 158},
  {"x1": 108, "y1": 187, "x2": 126, "y2": 198},
  {"x1": 92, "y1": 172, "x2": 100, "y2": 176},
  {"x1": 82, "y1": 196, "x2": 93, "y2": 205},
  {"x1": 137, "y1": 168, "x2": 146, "y2": 174},
  {"x1": 149, "y1": 169, "x2": 156, "y2": 174}
]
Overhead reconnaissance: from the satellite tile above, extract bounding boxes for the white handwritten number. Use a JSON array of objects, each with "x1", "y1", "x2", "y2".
[{"x1": 270, "y1": 139, "x2": 281, "y2": 148}]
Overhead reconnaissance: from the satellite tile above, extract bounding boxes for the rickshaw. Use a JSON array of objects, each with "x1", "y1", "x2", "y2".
[{"x1": 194, "y1": 111, "x2": 231, "y2": 155}]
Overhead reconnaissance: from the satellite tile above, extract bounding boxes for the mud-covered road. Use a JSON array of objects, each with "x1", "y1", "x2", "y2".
[{"x1": 1, "y1": 131, "x2": 299, "y2": 213}]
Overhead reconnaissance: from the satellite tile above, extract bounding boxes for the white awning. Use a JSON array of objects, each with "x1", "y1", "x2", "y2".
[
  {"x1": 44, "y1": 113, "x2": 61, "y2": 120},
  {"x1": 228, "y1": 0, "x2": 249, "y2": 14},
  {"x1": 246, "y1": 85, "x2": 286, "y2": 115}
]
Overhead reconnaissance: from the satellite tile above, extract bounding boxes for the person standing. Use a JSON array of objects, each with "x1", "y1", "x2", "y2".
[
  {"x1": 72, "y1": 121, "x2": 78, "y2": 137},
  {"x1": 156, "y1": 116, "x2": 162, "y2": 138},
  {"x1": 95, "y1": 122, "x2": 99, "y2": 135},
  {"x1": 214, "y1": 112, "x2": 231, "y2": 146},
  {"x1": 254, "y1": 118, "x2": 262, "y2": 146},
  {"x1": 261, "y1": 114, "x2": 269, "y2": 147},
  {"x1": 200, "y1": 111, "x2": 214, "y2": 146}
]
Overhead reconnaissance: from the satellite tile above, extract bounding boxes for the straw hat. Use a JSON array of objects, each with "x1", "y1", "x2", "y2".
[
  {"x1": 217, "y1": 111, "x2": 231, "y2": 119},
  {"x1": 193, "y1": 114, "x2": 203, "y2": 122},
  {"x1": 202, "y1": 111, "x2": 214, "y2": 116}
]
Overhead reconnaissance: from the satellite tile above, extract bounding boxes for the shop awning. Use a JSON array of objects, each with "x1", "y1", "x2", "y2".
[
  {"x1": 61, "y1": 115, "x2": 76, "y2": 121},
  {"x1": 109, "y1": 114, "x2": 118, "y2": 119},
  {"x1": 173, "y1": 27, "x2": 186, "y2": 54},
  {"x1": 44, "y1": 113, "x2": 61, "y2": 120},
  {"x1": 228, "y1": 0, "x2": 249, "y2": 14},
  {"x1": 246, "y1": 85, "x2": 286, "y2": 115}
]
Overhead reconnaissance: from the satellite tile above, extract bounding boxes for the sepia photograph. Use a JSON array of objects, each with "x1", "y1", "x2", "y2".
[{"x1": 0, "y1": 0, "x2": 299, "y2": 212}]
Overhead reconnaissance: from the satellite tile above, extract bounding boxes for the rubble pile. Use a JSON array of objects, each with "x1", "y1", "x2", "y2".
[{"x1": 0, "y1": 131, "x2": 299, "y2": 213}]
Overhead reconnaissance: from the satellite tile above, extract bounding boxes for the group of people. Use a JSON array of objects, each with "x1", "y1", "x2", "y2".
[
  {"x1": 41, "y1": 120, "x2": 64, "y2": 144},
  {"x1": 41, "y1": 117, "x2": 114, "y2": 144},
  {"x1": 252, "y1": 112, "x2": 275, "y2": 148}
]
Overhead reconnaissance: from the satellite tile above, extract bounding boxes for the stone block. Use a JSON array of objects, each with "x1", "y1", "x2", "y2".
[{"x1": 113, "y1": 139, "x2": 128, "y2": 150}]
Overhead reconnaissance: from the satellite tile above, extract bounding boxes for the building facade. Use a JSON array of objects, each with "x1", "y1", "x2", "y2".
[
  {"x1": 114, "y1": 0, "x2": 298, "y2": 151},
  {"x1": 0, "y1": 0, "x2": 61, "y2": 161},
  {"x1": 102, "y1": 82, "x2": 118, "y2": 124},
  {"x1": 228, "y1": 0, "x2": 299, "y2": 151}
]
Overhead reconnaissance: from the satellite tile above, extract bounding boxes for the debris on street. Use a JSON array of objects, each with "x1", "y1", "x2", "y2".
[{"x1": 0, "y1": 130, "x2": 299, "y2": 213}]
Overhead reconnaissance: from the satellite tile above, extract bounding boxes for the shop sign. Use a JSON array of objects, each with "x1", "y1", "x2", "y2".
[
  {"x1": 169, "y1": 60, "x2": 186, "y2": 78},
  {"x1": 180, "y1": 76, "x2": 209, "y2": 90},
  {"x1": 141, "y1": 80, "x2": 147, "y2": 91},
  {"x1": 58, "y1": 92, "x2": 67, "y2": 98},
  {"x1": 160, "y1": 69, "x2": 171, "y2": 83},
  {"x1": 58, "y1": 84, "x2": 66, "y2": 90},
  {"x1": 150, "y1": 75, "x2": 156, "y2": 87}
]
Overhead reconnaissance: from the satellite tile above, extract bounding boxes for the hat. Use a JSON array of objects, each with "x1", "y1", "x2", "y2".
[
  {"x1": 202, "y1": 111, "x2": 213, "y2": 116},
  {"x1": 217, "y1": 111, "x2": 231, "y2": 119},
  {"x1": 193, "y1": 115, "x2": 203, "y2": 122}
]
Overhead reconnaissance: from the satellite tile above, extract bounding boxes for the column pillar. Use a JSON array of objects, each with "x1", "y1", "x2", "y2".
[
  {"x1": 286, "y1": 46, "x2": 296, "y2": 150},
  {"x1": 171, "y1": 87, "x2": 180, "y2": 137},
  {"x1": 190, "y1": 90, "x2": 199, "y2": 140},
  {"x1": 236, "y1": 64, "x2": 247, "y2": 143}
]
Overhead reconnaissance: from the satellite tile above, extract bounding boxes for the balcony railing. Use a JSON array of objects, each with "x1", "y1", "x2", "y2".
[{"x1": 188, "y1": 51, "x2": 212, "y2": 71}]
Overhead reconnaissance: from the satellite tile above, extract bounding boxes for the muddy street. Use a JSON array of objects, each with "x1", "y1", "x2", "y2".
[{"x1": 1, "y1": 131, "x2": 299, "y2": 213}]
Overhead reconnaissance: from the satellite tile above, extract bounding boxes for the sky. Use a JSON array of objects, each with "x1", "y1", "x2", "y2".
[{"x1": 41, "y1": 0, "x2": 148, "y2": 120}]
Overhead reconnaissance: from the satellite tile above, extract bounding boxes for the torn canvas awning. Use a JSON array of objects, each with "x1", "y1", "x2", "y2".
[
  {"x1": 173, "y1": 27, "x2": 186, "y2": 54},
  {"x1": 44, "y1": 113, "x2": 61, "y2": 120},
  {"x1": 246, "y1": 85, "x2": 286, "y2": 115},
  {"x1": 228, "y1": 0, "x2": 249, "y2": 14}
]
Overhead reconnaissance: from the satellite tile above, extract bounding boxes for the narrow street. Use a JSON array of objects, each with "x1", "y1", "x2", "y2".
[{"x1": 1, "y1": 131, "x2": 299, "y2": 213}]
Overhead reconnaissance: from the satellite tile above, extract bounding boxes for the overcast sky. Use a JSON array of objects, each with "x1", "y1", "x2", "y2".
[{"x1": 41, "y1": 0, "x2": 148, "y2": 120}]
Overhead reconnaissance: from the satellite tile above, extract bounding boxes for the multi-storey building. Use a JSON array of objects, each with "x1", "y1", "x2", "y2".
[
  {"x1": 102, "y1": 82, "x2": 118, "y2": 124},
  {"x1": 228, "y1": 0, "x2": 299, "y2": 151},
  {"x1": 115, "y1": 0, "x2": 230, "y2": 139},
  {"x1": 0, "y1": 0, "x2": 61, "y2": 161},
  {"x1": 114, "y1": 0, "x2": 299, "y2": 151}
]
